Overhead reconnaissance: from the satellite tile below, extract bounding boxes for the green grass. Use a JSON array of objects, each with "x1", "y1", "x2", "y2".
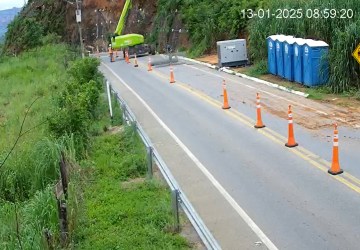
[
  {"x1": 74, "y1": 128, "x2": 190, "y2": 249},
  {"x1": 0, "y1": 45, "x2": 76, "y2": 203},
  {"x1": 89, "y1": 91, "x2": 123, "y2": 137},
  {"x1": 247, "y1": 60, "x2": 268, "y2": 77},
  {"x1": 306, "y1": 90, "x2": 325, "y2": 100},
  {"x1": 0, "y1": 45, "x2": 71, "y2": 149},
  {"x1": 0, "y1": 44, "x2": 77, "y2": 249}
]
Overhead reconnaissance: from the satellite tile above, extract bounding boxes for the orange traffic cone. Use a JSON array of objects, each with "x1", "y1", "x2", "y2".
[
  {"x1": 125, "y1": 51, "x2": 130, "y2": 64},
  {"x1": 328, "y1": 123, "x2": 344, "y2": 175},
  {"x1": 285, "y1": 105, "x2": 298, "y2": 147},
  {"x1": 170, "y1": 65, "x2": 176, "y2": 83},
  {"x1": 222, "y1": 80, "x2": 231, "y2": 110},
  {"x1": 148, "y1": 57, "x2": 153, "y2": 71},
  {"x1": 254, "y1": 93, "x2": 265, "y2": 128},
  {"x1": 134, "y1": 54, "x2": 139, "y2": 67}
]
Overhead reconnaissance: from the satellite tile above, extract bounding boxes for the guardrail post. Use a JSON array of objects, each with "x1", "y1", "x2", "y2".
[
  {"x1": 146, "y1": 146, "x2": 153, "y2": 179},
  {"x1": 59, "y1": 152, "x2": 68, "y2": 199},
  {"x1": 131, "y1": 121, "x2": 137, "y2": 133},
  {"x1": 121, "y1": 104, "x2": 128, "y2": 125},
  {"x1": 57, "y1": 199, "x2": 68, "y2": 246},
  {"x1": 171, "y1": 189, "x2": 180, "y2": 232}
]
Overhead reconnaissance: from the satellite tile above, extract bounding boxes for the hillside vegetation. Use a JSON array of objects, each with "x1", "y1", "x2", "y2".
[
  {"x1": 149, "y1": 0, "x2": 262, "y2": 56},
  {"x1": 0, "y1": 44, "x2": 190, "y2": 248},
  {"x1": 2, "y1": 0, "x2": 66, "y2": 55}
]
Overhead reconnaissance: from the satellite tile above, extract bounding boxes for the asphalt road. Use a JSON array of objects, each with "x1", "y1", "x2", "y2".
[{"x1": 101, "y1": 54, "x2": 360, "y2": 250}]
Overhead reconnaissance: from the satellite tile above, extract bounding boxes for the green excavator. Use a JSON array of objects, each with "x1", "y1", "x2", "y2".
[{"x1": 111, "y1": 0, "x2": 154, "y2": 56}]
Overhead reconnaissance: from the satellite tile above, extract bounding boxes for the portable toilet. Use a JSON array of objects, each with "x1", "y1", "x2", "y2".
[
  {"x1": 283, "y1": 37, "x2": 296, "y2": 81},
  {"x1": 303, "y1": 40, "x2": 329, "y2": 86},
  {"x1": 275, "y1": 35, "x2": 293, "y2": 78},
  {"x1": 267, "y1": 35, "x2": 279, "y2": 75},
  {"x1": 275, "y1": 35, "x2": 286, "y2": 78},
  {"x1": 293, "y1": 38, "x2": 307, "y2": 84}
]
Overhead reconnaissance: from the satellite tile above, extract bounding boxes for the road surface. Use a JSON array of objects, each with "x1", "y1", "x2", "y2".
[{"x1": 100, "y1": 54, "x2": 360, "y2": 250}]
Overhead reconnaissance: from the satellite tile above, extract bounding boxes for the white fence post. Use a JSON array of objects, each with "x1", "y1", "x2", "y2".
[{"x1": 106, "y1": 81, "x2": 113, "y2": 120}]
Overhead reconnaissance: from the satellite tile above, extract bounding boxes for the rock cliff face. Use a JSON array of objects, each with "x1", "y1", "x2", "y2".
[
  {"x1": 65, "y1": 0, "x2": 158, "y2": 52},
  {"x1": 3, "y1": 0, "x2": 186, "y2": 54}
]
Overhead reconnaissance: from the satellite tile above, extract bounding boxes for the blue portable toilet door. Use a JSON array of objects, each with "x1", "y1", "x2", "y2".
[
  {"x1": 284, "y1": 42, "x2": 294, "y2": 81},
  {"x1": 303, "y1": 40, "x2": 329, "y2": 86},
  {"x1": 312, "y1": 47, "x2": 329, "y2": 85},
  {"x1": 303, "y1": 45, "x2": 312, "y2": 85},
  {"x1": 293, "y1": 45, "x2": 303, "y2": 83},
  {"x1": 319, "y1": 48, "x2": 329, "y2": 84},
  {"x1": 276, "y1": 41, "x2": 284, "y2": 77},
  {"x1": 267, "y1": 39, "x2": 277, "y2": 75}
]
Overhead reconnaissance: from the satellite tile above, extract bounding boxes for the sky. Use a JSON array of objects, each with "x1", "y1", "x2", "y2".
[{"x1": 0, "y1": 0, "x2": 27, "y2": 11}]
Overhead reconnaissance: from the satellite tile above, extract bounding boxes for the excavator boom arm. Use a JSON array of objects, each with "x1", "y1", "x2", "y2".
[{"x1": 114, "y1": 0, "x2": 132, "y2": 36}]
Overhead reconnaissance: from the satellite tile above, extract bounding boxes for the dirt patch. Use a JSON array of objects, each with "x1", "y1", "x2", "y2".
[
  {"x1": 120, "y1": 177, "x2": 145, "y2": 190},
  {"x1": 180, "y1": 219, "x2": 206, "y2": 250},
  {"x1": 196, "y1": 54, "x2": 218, "y2": 65},
  {"x1": 107, "y1": 126, "x2": 124, "y2": 134}
]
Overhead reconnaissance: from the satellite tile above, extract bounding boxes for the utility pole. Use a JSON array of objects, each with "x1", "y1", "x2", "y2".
[
  {"x1": 95, "y1": 9, "x2": 99, "y2": 53},
  {"x1": 75, "y1": 0, "x2": 85, "y2": 58}
]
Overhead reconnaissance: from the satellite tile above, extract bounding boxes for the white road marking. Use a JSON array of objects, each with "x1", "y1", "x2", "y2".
[
  {"x1": 184, "y1": 64, "x2": 329, "y2": 116},
  {"x1": 102, "y1": 62, "x2": 279, "y2": 250}
]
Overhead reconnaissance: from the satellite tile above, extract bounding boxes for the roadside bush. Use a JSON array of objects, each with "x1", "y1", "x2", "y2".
[
  {"x1": 48, "y1": 58, "x2": 103, "y2": 158},
  {"x1": 68, "y1": 58, "x2": 102, "y2": 87}
]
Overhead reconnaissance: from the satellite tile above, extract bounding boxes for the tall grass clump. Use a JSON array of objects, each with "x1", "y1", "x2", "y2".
[
  {"x1": 0, "y1": 187, "x2": 59, "y2": 249},
  {"x1": 0, "y1": 45, "x2": 70, "y2": 202},
  {"x1": 248, "y1": 0, "x2": 360, "y2": 92}
]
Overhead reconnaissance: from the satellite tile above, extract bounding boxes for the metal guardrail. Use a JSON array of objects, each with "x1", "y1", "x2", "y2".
[{"x1": 106, "y1": 81, "x2": 221, "y2": 250}]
